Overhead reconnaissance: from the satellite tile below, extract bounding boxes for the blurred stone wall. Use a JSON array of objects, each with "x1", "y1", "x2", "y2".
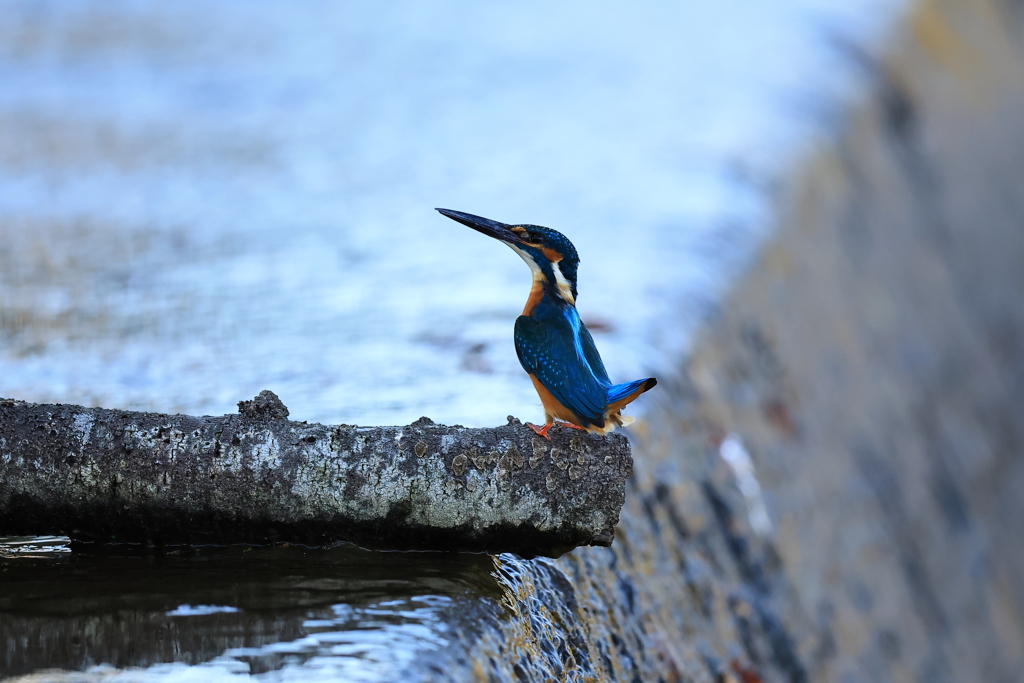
[
  {"x1": 672, "y1": 0, "x2": 1024, "y2": 678},
  {"x1": 440, "y1": 0, "x2": 1024, "y2": 681}
]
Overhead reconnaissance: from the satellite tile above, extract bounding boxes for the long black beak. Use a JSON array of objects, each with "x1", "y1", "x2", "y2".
[{"x1": 436, "y1": 208, "x2": 526, "y2": 244}]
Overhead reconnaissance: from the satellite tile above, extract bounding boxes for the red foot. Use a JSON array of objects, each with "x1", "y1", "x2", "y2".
[
  {"x1": 526, "y1": 421, "x2": 587, "y2": 440},
  {"x1": 526, "y1": 422, "x2": 553, "y2": 440}
]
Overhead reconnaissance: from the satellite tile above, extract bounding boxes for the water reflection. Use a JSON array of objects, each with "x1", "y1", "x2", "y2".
[{"x1": 0, "y1": 539, "x2": 505, "y2": 681}]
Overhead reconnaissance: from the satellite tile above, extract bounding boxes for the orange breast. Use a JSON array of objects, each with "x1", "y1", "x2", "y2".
[
  {"x1": 528, "y1": 374, "x2": 585, "y2": 426},
  {"x1": 522, "y1": 280, "x2": 544, "y2": 316}
]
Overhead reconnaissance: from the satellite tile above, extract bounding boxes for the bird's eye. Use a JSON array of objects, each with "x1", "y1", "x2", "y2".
[{"x1": 511, "y1": 227, "x2": 542, "y2": 244}]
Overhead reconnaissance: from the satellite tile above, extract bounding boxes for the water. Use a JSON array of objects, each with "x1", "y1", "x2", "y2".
[
  {"x1": 1, "y1": 539, "x2": 506, "y2": 681},
  {"x1": 0, "y1": 0, "x2": 905, "y2": 679}
]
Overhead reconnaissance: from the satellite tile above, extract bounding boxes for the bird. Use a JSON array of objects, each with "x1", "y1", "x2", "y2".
[{"x1": 436, "y1": 208, "x2": 656, "y2": 439}]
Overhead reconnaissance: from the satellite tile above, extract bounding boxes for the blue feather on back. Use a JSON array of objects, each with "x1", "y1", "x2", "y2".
[
  {"x1": 513, "y1": 278, "x2": 655, "y2": 428},
  {"x1": 515, "y1": 301, "x2": 608, "y2": 425}
]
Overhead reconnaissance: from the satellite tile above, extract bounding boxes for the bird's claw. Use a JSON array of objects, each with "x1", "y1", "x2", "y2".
[
  {"x1": 526, "y1": 422, "x2": 552, "y2": 440},
  {"x1": 526, "y1": 421, "x2": 586, "y2": 440}
]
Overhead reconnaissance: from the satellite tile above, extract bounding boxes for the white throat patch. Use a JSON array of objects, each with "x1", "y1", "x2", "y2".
[
  {"x1": 550, "y1": 261, "x2": 576, "y2": 305},
  {"x1": 508, "y1": 244, "x2": 542, "y2": 277}
]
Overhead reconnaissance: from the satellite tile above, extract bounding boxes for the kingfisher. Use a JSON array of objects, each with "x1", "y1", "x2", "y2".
[{"x1": 437, "y1": 208, "x2": 657, "y2": 439}]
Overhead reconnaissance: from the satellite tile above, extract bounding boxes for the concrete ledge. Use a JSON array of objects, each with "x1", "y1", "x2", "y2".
[{"x1": 0, "y1": 391, "x2": 632, "y2": 558}]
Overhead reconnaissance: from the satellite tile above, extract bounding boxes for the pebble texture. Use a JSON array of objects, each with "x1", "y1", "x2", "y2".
[{"x1": 0, "y1": 391, "x2": 631, "y2": 557}]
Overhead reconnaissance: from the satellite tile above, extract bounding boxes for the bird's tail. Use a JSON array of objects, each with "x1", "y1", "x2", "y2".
[
  {"x1": 589, "y1": 378, "x2": 657, "y2": 434},
  {"x1": 606, "y1": 377, "x2": 657, "y2": 409}
]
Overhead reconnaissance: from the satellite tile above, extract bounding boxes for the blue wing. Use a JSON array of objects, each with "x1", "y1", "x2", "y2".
[
  {"x1": 515, "y1": 308, "x2": 608, "y2": 426},
  {"x1": 578, "y1": 319, "x2": 611, "y2": 384}
]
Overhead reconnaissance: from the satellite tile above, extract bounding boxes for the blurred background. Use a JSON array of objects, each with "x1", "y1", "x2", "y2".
[{"x1": 0, "y1": 0, "x2": 897, "y2": 426}]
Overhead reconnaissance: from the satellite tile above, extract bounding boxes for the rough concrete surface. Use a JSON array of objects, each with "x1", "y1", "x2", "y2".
[{"x1": 0, "y1": 391, "x2": 632, "y2": 558}]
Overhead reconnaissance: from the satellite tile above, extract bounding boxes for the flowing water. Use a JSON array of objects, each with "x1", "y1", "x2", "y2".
[{"x1": 0, "y1": 1, "x2": 903, "y2": 679}]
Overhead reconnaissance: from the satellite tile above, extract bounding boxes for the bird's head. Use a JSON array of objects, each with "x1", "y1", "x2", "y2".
[{"x1": 437, "y1": 208, "x2": 580, "y2": 305}]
